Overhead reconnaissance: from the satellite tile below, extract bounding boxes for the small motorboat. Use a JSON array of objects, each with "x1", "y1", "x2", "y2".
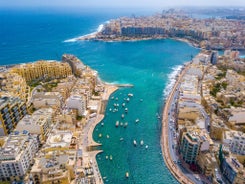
[
  {"x1": 133, "y1": 140, "x2": 137, "y2": 146},
  {"x1": 140, "y1": 140, "x2": 144, "y2": 146}
]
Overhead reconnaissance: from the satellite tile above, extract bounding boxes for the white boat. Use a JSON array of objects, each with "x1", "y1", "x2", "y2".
[
  {"x1": 128, "y1": 93, "x2": 133, "y2": 97},
  {"x1": 109, "y1": 155, "x2": 113, "y2": 160},
  {"x1": 115, "y1": 121, "x2": 119, "y2": 127},
  {"x1": 121, "y1": 114, "x2": 125, "y2": 119},
  {"x1": 124, "y1": 122, "x2": 128, "y2": 128},
  {"x1": 99, "y1": 133, "x2": 102, "y2": 138},
  {"x1": 120, "y1": 137, "x2": 124, "y2": 141},
  {"x1": 105, "y1": 156, "x2": 108, "y2": 159},
  {"x1": 106, "y1": 135, "x2": 110, "y2": 138},
  {"x1": 140, "y1": 140, "x2": 144, "y2": 146},
  {"x1": 101, "y1": 122, "x2": 104, "y2": 126},
  {"x1": 156, "y1": 113, "x2": 160, "y2": 119},
  {"x1": 126, "y1": 98, "x2": 130, "y2": 102},
  {"x1": 135, "y1": 119, "x2": 140, "y2": 123},
  {"x1": 120, "y1": 122, "x2": 123, "y2": 126},
  {"x1": 122, "y1": 103, "x2": 126, "y2": 107},
  {"x1": 125, "y1": 108, "x2": 128, "y2": 113},
  {"x1": 125, "y1": 172, "x2": 129, "y2": 178},
  {"x1": 145, "y1": 145, "x2": 148, "y2": 149},
  {"x1": 109, "y1": 108, "x2": 112, "y2": 111},
  {"x1": 111, "y1": 96, "x2": 114, "y2": 100},
  {"x1": 133, "y1": 140, "x2": 137, "y2": 146},
  {"x1": 115, "y1": 97, "x2": 118, "y2": 100}
]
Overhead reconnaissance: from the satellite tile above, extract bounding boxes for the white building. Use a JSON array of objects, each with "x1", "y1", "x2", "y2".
[
  {"x1": 15, "y1": 108, "x2": 53, "y2": 142},
  {"x1": 223, "y1": 130, "x2": 245, "y2": 155},
  {"x1": 0, "y1": 131, "x2": 39, "y2": 182},
  {"x1": 66, "y1": 95, "x2": 86, "y2": 116}
]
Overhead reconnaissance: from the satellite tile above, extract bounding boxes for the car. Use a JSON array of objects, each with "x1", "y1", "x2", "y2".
[{"x1": 195, "y1": 176, "x2": 200, "y2": 181}]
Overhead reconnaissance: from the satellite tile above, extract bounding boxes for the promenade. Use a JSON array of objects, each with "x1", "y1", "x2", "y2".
[
  {"x1": 161, "y1": 63, "x2": 195, "y2": 184},
  {"x1": 79, "y1": 84, "x2": 118, "y2": 184}
]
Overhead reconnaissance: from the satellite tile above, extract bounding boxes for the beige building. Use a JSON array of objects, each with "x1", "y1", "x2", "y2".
[
  {"x1": 197, "y1": 151, "x2": 217, "y2": 177},
  {"x1": 15, "y1": 108, "x2": 53, "y2": 142},
  {"x1": 0, "y1": 72, "x2": 28, "y2": 100},
  {"x1": 30, "y1": 150, "x2": 76, "y2": 184},
  {"x1": 11, "y1": 60, "x2": 72, "y2": 82},
  {"x1": 32, "y1": 92, "x2": 63, "y2": 109}
]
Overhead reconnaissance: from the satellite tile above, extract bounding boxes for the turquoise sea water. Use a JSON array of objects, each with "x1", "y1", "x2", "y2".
[{"x1": 0, "y1": 8, "x2": 199, "y2": 183}]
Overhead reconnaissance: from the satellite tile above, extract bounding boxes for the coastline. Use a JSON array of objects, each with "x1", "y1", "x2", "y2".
[
  {"x1": 83, "y1": 83, "x2": 118, "y2": 184},
  {"x1": 160, "y1": 62, "x2": 194, "y2": 184}
]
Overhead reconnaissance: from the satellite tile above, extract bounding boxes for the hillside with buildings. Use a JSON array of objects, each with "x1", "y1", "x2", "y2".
[
  {"x1": 0, "y1": 54, "x2": 114, "y2": 183},
  {"x1": 81, "y1": 10, "x2": 245, "y2": 50},
  {"x1": 169, "y1": 50, "x2": 245, "y2": 184}
]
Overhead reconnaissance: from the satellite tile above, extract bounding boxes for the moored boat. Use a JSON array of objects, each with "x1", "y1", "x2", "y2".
[
  {"x1": 135, "y1": 118, "x2": 140, "y2": 123},
  {"x1": 124, "y1": 122, "x2": 128, "y2": 128},
  {"x1": 133, "y1": 140, "x2": 137, "y2": 146},
  {"x1": 125, "y1": 172, "x2": 129, "y2": 178},
  {"x1": 140, "y1": 140, "x2": 144, "y2": 146},
  {"x1": 128, "y1": 93, "x2": 133, "y2": 97},
  {"x1": 115, "y1": 121, "x2": 119, "y2": 127}
]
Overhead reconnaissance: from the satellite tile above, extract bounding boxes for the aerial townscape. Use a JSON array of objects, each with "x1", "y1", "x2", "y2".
[
  {"x1": 0, "y1": 7, "x2": 245, "y2": 184},
  {"x1": 80, "y1": 9, "x2": 245, "y2": 50}
]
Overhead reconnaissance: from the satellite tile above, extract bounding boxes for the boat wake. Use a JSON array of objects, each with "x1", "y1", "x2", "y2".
[
  {"x1": 163, "y1": 65, "x2": 183, "y2": 98},
  {"x1": 63, "y1": 24, "x2": 104, "y2": 43}
]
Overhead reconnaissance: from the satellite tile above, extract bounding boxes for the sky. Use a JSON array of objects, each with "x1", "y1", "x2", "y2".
[{"x1": 1, "y1": 0, "x2": 245, "y2": 8}]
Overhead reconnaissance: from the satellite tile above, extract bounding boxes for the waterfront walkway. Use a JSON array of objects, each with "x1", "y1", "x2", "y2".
[
  {"x1": 161, "y1": 63, "x2": 195, "y2": 184},
  {"x1": 79, "y1": 85, "x2": 118, "y2": 184}
]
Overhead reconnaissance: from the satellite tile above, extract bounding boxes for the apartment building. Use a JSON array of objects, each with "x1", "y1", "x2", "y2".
[
  {"x1": 0, "y1": 131, "x2": 39, "y2": 182},
  {"x1": 0, "y1": 96, "x2": 27, "y2": 136},
  {"x1": 15, "y1": 108, "x2": 53, "y2": 142},
  {"x1": 11, "y1": 60, "x2": 72, "y2": 82}
]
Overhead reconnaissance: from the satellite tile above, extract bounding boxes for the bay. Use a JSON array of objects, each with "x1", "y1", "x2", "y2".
[{"x1": 0, "y1": 7, "x2": 199, "y2": 183}]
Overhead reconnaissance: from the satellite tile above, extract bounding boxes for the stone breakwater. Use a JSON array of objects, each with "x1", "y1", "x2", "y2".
[{"x1": 79, "y1": 13, "x2": 245, "y2": 50}]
